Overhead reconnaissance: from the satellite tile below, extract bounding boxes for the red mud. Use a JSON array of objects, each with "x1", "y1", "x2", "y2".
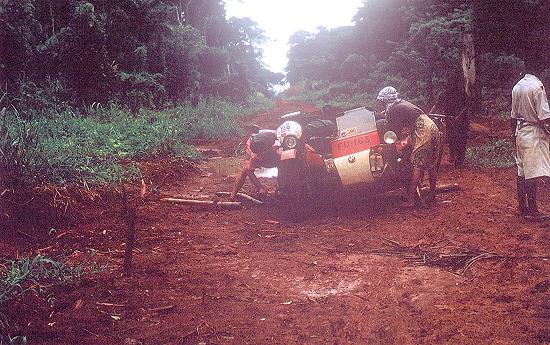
[{"x1": 1, "y1": 100, "x2": 549, "y2": 345}]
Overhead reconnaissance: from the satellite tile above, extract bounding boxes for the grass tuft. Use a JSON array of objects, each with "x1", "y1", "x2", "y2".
[{"x1": 0, "y1": 255, "x2": 101, "y2": 306}]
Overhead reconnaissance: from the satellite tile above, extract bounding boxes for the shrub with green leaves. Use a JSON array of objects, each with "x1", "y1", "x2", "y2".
[
  {"x1": 284, "y1": 79, "x2": 379, "y2": 110},
  {"x1": 465, "y1": 139, "x2": 516, "y2": 168}
]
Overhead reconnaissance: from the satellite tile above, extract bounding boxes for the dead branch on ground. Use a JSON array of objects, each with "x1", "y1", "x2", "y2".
[
  {"x1": 160, "y1": 198, "x2": 241, "y2": 209},
  {"x1": 376, "y1": 238, "x2": 499, "y2": 275},
  {"x1": 214, "y1": 191, "x2": 264, "y2": 205},
  {"x1": 122, "y1": 185, "x2": 138, "y2": 277},
  {"x1": 420, "y1": 183, "x2": 462, "y2": 195}
]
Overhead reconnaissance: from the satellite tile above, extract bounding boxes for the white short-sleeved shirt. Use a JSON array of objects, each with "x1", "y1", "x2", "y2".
[
  {"x1": 511, "y1": 74, "x2": 550, "y2": 178},
  {"x1": 511, "y1": 74, "x2": 550, "y2": 123}
]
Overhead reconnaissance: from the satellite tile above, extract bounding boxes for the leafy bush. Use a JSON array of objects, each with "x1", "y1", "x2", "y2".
[
  {"x1": 283, "y1": 76, "x2": 422, "y2": 110},
  {"x1": 479, "y1": 53, "x2": 524, "y2": 90},
  {"x1": 340, "y1": 54, "x2": 368, "y2": 81},
  {"x1": 0, "y1": 109, "x2": 38, "y2": 189},
  {"x1": 115, "y1": 72, "x2": 166, "y2": 112},
  {"x1": 465, "y1": 139, "x2": 515, "y2": 168},
  {"x1": 9, "y1": 79, "x2": 75, "y2": 120},
  {"x1": 245, "y1": 92, "x2": 274, "y2": 114}
]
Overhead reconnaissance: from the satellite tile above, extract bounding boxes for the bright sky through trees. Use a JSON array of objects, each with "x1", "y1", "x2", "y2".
[{"x1": 225, "y1": 0, "x2": 364, "y2": 73}]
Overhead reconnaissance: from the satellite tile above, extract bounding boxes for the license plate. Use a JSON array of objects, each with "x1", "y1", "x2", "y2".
[{"x1": 281, "y1": 149, "x2": 296, "y2": 160}]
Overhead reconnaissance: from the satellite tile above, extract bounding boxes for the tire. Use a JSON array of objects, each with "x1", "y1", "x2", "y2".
[{"x1": 277, "y1": 158, "x2": 308, "y2": 222}]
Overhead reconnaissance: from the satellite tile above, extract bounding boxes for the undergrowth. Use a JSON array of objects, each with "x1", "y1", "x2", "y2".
[
  {"x1": 0, "y1": 255, "x2": 104, "y2": 343},
  {"x1": 1, "y1": 95, "x2": 272, "y2": 187},
  {"x1": 0, "y1": 255, "x2": 89, "y2": 306},
  {"x1": 284, "y1": 80, "x2": 377, "y2": 109},
  {"x1": 465, "y1": 138, "x2": 516, "y2": 168}
]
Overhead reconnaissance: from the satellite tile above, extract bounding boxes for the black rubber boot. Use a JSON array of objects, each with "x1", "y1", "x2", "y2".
[
  {"x1": 526, "y1": 179, "x2": 550, "y2": 221},
  {"x1": 517, "y1": 176, "x2": 528, "y2": 218}
]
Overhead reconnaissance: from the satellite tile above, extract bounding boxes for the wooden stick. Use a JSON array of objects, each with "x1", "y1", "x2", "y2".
[
  {"x1": 214, "y1": 192, "x2": 264, "y2": 205},
  {"x1": 148, "y1": 305, "x2": 175, "y2": 313},
  {"x1": 122, "y1": 186, "x2": 137, "y2": 277},
  {"x1": 96, "y1": 302, "x2": 125, "y2": 307},
  {"x1": 420, "y1": 183, "x2": 462, "y2": 194},
  {"x1": 160, "y1": 198, "x2": 241, "y2": 209},
  {"x1": 82, "y1": 328, "x2": 99, "y2": 337}
]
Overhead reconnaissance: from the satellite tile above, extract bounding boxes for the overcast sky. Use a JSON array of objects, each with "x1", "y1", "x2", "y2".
[{"x1": 225, "y1": 0, "x2": 364, "y2": 74}]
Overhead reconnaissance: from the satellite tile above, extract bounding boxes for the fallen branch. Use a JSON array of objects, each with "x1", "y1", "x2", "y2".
[
  {"x1": 459, "y1": 252, "x2": 497, "y2": 275},
  {"x1": 160, "y1": 198, "x2": 241, "y2": 210},
  {"x1": 214, "y1": 192, "x2": 264, "y2": 205},
  {"x1": 82, "y1": 328, "x2": 99, "y2": 337},
  {"x1": 96, "y1": 302, "x2": 125, "y2": 307},
  {"x1": 148, "y1": 305, "x2": 175, "y2": 313},
  {"x1": 377, "y1": 238, "x2": 497, "y2": 275},
  {"x1": 420, "y1": 183, "x2": 462, "y2": 195}
]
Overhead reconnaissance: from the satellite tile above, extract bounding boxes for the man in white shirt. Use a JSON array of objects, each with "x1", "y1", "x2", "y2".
[{"x1": 511, "y1": 72, "x2": 550, "y2": 221}]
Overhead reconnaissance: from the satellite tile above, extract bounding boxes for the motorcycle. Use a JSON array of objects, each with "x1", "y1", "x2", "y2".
[{"x1": 274, "y1": 107, "x2": 415, "y2": 222}]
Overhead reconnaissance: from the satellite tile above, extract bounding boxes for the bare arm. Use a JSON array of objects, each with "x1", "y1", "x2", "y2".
[
  {"x1": 535, "y1": 87, "x2": 550, "y2": 121},
  {"x1": 510, "y1": 118, "x2": 518, "y2": 137}
]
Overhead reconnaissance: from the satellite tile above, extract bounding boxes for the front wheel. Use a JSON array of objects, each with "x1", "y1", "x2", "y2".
[{"x1": 277, "y1": 158, "x2": 309, "y2": 222}]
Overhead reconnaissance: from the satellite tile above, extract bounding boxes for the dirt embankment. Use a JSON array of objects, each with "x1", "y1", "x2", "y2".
[{"x1": 1, "y1": 100, "x2": 549, "y2": 345}]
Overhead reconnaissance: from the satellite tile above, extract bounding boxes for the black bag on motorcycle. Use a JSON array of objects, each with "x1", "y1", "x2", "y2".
[
  {"x1": 305, "y1": 119, "x2": 336, "y2": 137},
  {"x1": 249, "y1": 131, "x2": 277, "y2": 154},
  {"x1": 305, "y1": 119, "x2": 336, "y2": 153}
]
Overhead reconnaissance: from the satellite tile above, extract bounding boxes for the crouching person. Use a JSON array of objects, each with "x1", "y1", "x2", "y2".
[
  {"x1": 230, "y1": 126, "x2": 281, "y2": 201},
  {"x1": 377, "y1": 86, "x2": 442, "y2": 207}
]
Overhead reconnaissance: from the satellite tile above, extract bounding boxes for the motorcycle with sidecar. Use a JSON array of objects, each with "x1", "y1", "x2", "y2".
[{"x1": 273, "y1": 107, "x2": 421, "y2": 221}]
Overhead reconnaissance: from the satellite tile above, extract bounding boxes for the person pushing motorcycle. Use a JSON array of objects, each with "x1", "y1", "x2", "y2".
[
  {"x1": 230, "y1": 124, "x2": 281, "y2": 201},
  {"x1": 377, "y1": 86, "x2": 442, "y2": 207}
]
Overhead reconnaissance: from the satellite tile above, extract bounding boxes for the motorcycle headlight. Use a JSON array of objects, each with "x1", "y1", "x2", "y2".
[
  {"x1": 282, "y1": 135, "x2": 298, "y2": 150},
  {"x1": 384, "y1": 131, "x2": 397, "y2": 144}
]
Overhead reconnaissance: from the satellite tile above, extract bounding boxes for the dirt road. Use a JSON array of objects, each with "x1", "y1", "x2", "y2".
[{"x1": 3, "y1": 101, "x2": 550, "y2": 344}]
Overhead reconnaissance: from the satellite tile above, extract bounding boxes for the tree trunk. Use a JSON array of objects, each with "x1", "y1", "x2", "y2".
[{"x1": 462, "y1": 33, "x2": 481, "y2": 112}]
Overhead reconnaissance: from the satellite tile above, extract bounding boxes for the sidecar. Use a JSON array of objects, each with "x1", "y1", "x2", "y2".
[{"x1": 276, "y1": 107, "x2": 411, "y2": 221}]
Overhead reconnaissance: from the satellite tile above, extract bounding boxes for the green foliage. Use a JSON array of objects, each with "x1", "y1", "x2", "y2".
[
  {"x1": 0, "y1": 95, "x2": 269, "y2": 187},
  {"x1": 465, "y1": 139, "x2": 516, "y2": 168},
  {"x1": 0, "y1": 109, "x2": 37, "y2": 189},
  {"x1": 0, "y1": 0, "x2": 280, "y2": 111},
  {"x1": 284, "y1": 0, "x2": 549, "y2": 109},
  {"x1": 388, "y1": 8, "x2": 471, "y2": 102},
  {"x1": 340, "y1": 54, "x2": 368, "y2": 81},
  {"x1": 285, "y1": 80, "x2": 375, "y2": 109},
  {"x1": 8, "y1": 78, "x2": 74, "y2": 120},
  {"x1": 0, "y1": 255, "x2": 104, "y2": 344},
  {"x1": 0, "y1": 255, "x2": 95, "y2": 306},
  {"x1": 286, "y1": 27, "x2": 358, "y2": 83},
  {"x1": 155, "y1": 98, "x2": 258, "y2": 140},
  {"x1": 245, "y1": 92, "x2": 275, "y2": 114},
  {"x1": 115, "y1": 71, "x2": 166, "y2": 111},
  {"x1": 479, "y1": 54, "x2": 524, "y2": 90}
]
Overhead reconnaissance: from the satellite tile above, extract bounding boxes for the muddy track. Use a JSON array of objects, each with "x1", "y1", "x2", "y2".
[{"x1": 2, "y1": 101, "x2": 550, "y2": 345}]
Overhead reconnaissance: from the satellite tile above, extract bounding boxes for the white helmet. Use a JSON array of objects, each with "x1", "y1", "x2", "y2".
[{"x1": 377, "y1": 86, "x2": 400, "y2": 103}]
